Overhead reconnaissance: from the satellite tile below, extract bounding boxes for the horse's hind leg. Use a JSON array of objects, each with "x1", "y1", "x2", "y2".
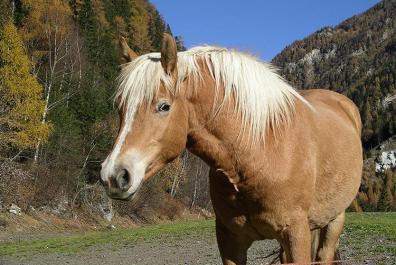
[
  {"x1": 316, "y1": 211, "x2": 345, "y2": 264},
  {"x1": 311, "y1": 229, "x2": 321, "y2": 260}
]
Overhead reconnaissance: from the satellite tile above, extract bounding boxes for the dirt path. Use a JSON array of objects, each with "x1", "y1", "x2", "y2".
[
  {"x1": 1, "y1": 213, "x2": 395, "y2": 265},
  {"x1": 1, "y1": 234, "x2": 279, "y2": 265},
  {"x1": 1, "y1": 234, "x2": 393, "y2": 265}
]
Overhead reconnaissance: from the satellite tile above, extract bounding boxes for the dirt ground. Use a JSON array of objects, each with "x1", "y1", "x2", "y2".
[
  {"x1": 1, "y1": 234, "x2": 279, "y2": 265},
  {"x1": 1, "y1": 234, "x2": 393, "y2": 265},
  {"x1": 1, "y1": 212, "x2": 395, "y2": 265}
]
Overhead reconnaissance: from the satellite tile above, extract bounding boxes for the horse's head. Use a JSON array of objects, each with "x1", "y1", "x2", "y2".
[{"x1": 100, "y1": 34, "x2": 189, "y2": 200}]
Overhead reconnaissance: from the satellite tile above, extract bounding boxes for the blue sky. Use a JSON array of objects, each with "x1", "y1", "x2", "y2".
[{"x1": 150, "y1": 0, "x2": 379, "y2": 61}]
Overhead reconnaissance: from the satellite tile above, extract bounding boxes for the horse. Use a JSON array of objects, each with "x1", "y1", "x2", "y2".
[{"x1": 100, "y1": 33, "x2": 362, "y2": 265}]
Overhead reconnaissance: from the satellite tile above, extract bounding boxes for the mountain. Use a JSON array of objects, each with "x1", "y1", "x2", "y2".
[
  {"x1": 272, "y1": 0, "x2": 396, "y2": 212},
  {"x1": 272, "y1": 0, "x2": 396, "y2": 150}
]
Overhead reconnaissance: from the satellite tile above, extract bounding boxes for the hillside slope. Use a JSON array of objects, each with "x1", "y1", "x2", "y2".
[
  {"x1": 272, "y1": 0, "x2": 396, "y2": 212},
  {"x1": 272, "y1": 0, "x2": 396, "y2": 149},
  {"x1": 0, "y1": 0, "x2": 209, "y2": 228}
]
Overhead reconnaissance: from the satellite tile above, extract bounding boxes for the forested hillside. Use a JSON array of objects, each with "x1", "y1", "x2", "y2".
[
  {"x1": 272, "y1": 0, "x2": 396, "y2": 211},
  {"x1": 273, "y1": 0, "x2": 396, "y2": 150},
  {"x1": 1, "y1": 0, "x2": 395, "y2": 233},
  {"x1": 0, "y1": 0, "x2": 211, "y2": 229}
]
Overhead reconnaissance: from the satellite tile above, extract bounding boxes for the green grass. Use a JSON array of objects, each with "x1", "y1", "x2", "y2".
[
  {"x1": 0, "y1": 219, "x2": 215, "y2": 257},
  {"x1": 341, "y1": 212, "x2": 396, "y2": 256},
  {"x1": 0, "y1": 212, "x2": 395, "y2": 258}
]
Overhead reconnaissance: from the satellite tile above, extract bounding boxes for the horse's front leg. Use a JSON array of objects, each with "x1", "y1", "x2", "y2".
[
  {"x1": 216, "y1": 219, "x2": 252, "y2": 265},
  {"x1": 278, "y1": 215, "x2": 311, "y2": 264}
]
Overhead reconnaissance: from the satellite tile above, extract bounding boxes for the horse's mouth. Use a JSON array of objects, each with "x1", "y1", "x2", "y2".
[
  {"x1": 106, "y1": 180, "x2": 143, "y2": 201},
  {"x1": 107, "y1": 190, "x2": 137, "y2": 201}
]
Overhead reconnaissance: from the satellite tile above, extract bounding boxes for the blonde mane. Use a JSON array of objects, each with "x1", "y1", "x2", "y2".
[{"x1": 116, "y1": 46, "x2": 309, "y2": 140}]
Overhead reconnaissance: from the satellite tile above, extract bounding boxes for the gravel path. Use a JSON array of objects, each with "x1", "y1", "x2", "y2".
[
  {"x1": 1, "y1": 234, "x2": 279, "y2": 265},
  {"x1": 1, "y1": 236, "x2": 394, "y2": 265},
  {"x1": 2, "y1": 212, "x2": 395, "y2": 265}
]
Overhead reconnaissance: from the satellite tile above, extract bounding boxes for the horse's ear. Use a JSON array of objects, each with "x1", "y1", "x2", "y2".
[
  {"x1": 119, "y1": 36, "x2": 138, "y2": 63},
  {"x1": 160, "y1": 33, "x2": 178, "y2": 75}
]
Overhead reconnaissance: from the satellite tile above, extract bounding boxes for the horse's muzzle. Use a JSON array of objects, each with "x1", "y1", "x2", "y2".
[{"x1": 100, "y1": 169, "x2": 135, "y2": 200}]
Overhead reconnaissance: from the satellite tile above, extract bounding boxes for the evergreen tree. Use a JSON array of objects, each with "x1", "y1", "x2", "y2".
[
  {"x1": 383, "y1": 170, "x2": 396, "y2": 211},
  {"x1": 148, "y1": 8, "x2": 165, "y2": 50},
  {"x1": 362, "y1": 100, "x2": 374, "y2": 144},
  {"x1": 165, "y1": 24, "x2": 172, "y2": 35},
  {"x1": 175, "y1": 36, "x2": 186, "y2": 51},
  {"x1": 129, "y1": 0, "x2": 152, "y2": 53}
]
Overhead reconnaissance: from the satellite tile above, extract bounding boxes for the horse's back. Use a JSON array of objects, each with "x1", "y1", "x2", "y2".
[
  {"x1": 298, "y1": 89, "x2": 362, "y2": 227},
  {"x1": 301, "y1": 89, "x2": 361, "y2": 135}
]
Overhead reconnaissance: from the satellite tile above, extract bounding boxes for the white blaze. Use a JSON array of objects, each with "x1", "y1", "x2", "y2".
[
  {"x1": 101, "y1": 104, "x2": 136, "y2": 182},
  {"x1": 100, "y1": 103, "x2": 147, "y2": 196}
]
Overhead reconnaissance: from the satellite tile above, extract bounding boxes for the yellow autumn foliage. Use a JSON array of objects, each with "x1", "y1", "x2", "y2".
[
  {"x1": 18, "y1": 0, "x2": 73, "y2": 56},
  {"x1": 0, "y1": 22, "x2": 51, "y2": 150}
]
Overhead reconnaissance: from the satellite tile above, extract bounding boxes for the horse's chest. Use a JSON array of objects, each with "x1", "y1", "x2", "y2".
[
  {"x1": 209, "y1": 169, "x2": 296, "y2": 240},
  {"x1": 209, "y1": 171, "x2": 266, "y2": 240}
]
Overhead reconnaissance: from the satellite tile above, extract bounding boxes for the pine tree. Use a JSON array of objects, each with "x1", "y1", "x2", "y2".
[
  {"x1": 115, "y1": 15, "x2": 128, "y2": 37},
  {"x1": 165, "y1": 24, "x2": 172, "y2": 35},
  {"x1": 148, "y1": 8, "x2": 165, "y2": 50},
  {"x1": 129, "y1": 0, "x2": 152, "y2": 53},
  {"x1": 175, "y1": 36, "x2": 186, "y2": 51},
  {"x1": 0, "y1": 21, "x2": 51, "y2": 154},
  {"x1": 362, "y1": 100, "x2": 374, "y2": 144},
  {"x1": 382, "y1": 170, "x2": 395, "y2": 211}
]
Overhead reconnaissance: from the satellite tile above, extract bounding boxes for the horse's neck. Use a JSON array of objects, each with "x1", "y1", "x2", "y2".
[{"x1": 185, "y1": 75, "x2": 255, "y2": 185}]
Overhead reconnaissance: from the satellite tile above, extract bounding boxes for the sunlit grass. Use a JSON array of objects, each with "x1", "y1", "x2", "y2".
[
  {"x1": 0, "y1": 219, "x2": 215, "y2": 257},
  {"x1": 341, "y1": 212, "x2": 396, "y2": 256},
  {"x1": 0, "y1": 212, "x2": 395, "y2": 258}
]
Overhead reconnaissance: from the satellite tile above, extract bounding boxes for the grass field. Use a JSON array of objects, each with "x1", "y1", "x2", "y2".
[
  {"x1": 340, "y1": 212, "x2": 396, "y2": 258},
  {"x1": 0, "y1": 212, "x2": 395, "y2": 264},
  {"x1": 0, "y1": 218, "x2": 215, "y2": 256}
]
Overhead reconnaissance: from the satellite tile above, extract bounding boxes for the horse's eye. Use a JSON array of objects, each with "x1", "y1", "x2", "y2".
[{"x1": 157, "y1": 102, "x2": 171, "y2": 112}]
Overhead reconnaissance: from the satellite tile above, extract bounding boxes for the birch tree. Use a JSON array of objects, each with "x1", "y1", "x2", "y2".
[{"x1": 18, "y1": 0, "x2": 82, "y2": 161}]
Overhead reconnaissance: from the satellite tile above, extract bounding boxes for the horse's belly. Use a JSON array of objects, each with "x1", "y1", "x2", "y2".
[
  {"x1": 308, "y1": 140, "x2": 362, "y2": 228},
  {"x1": 300, "y1": 90, "x2": 363, "y2": 228},
  {"x1": 308, "y1": 172, "x2": 361, "y2": 228}
]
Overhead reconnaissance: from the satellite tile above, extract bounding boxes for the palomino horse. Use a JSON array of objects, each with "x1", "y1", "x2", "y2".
[{"x1": 100, "y1": 34, "x2": 362, "y2": 265}]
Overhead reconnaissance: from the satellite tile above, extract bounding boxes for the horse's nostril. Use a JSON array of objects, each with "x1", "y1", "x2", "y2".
[{"x1": 116, "y1": 169, "x2": 131, "y2": 191}]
